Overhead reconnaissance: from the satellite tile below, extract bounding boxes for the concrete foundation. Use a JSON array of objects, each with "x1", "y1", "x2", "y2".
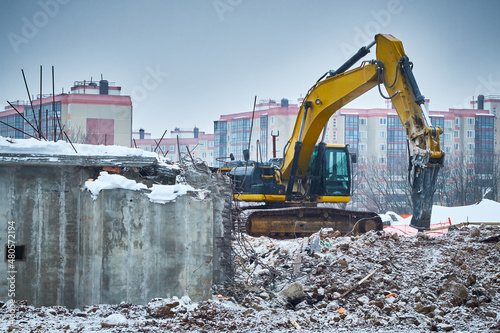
[{"x1": 0, "y1": 154, "x2": 229, "y2": 308}]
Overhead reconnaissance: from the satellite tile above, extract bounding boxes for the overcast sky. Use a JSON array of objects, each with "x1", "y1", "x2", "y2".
[{"x1": 1, "y1": 0, "x2": 499, "y2": 137}]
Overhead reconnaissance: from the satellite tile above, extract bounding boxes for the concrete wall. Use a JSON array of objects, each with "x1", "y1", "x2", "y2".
[{"x1": 0, "y1": 157, "x2": 222, "y2": 308}]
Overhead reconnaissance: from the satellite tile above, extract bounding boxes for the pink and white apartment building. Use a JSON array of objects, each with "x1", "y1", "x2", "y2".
[
  {"x1": 133, "y1": 127, "x2": 216, "y2": 167},
  {"x1": 214, "y1": 97, "x2": 496, "y2": 176},
  {"x1": 1, "y1": 79, "x2": 132, "y2": 147}
]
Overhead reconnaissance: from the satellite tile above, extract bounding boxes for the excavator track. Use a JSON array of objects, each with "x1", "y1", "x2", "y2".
[{"x1": 245, "y1": 207, "x2": 383, "y2": 238}]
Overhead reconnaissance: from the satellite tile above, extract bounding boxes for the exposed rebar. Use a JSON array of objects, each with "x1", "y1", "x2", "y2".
[
  {"x1": 7, "y1": 101, "x2": 40, "y2": 136},
  {"x1": 22, "y1": 69, "x2": 44, "y2": 140}
]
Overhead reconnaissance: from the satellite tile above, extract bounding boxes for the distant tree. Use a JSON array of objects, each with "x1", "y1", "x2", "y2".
[
  {"x1": 70, "y1": 125, "x2": 107, "y2": 145},
  {"x1": 492, "y1": 153, "x2": 500, "y2": 201},
  {"x1": 352, "y1": 154, "x2": 412, "y2": 214}
]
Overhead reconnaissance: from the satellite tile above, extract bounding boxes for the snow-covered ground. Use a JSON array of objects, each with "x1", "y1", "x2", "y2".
[
  {"x1": 2, "y1": 136, "x2": 500, "y2": 331},
  {"x1": 2, "y1": 225, "x2": 499, "y2": 332}
]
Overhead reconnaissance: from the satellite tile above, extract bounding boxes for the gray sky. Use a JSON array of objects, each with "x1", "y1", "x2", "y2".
[{"x1": 1, "y1": 0, "x2": 499, "y2": 137}]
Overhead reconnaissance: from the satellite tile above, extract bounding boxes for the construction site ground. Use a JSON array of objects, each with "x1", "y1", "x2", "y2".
[{"x1": 2, "y1": 224, "x2": 500, "y2": 332}]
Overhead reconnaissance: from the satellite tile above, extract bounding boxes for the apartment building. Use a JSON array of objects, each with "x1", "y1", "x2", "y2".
[
  {"x1": 133, "y1": 127, "x2": 215, "y2": 167},
  {"x1": 1, "y1": 78, "x2": 133, "y2": 147},
  {"x1": 214, "y1": 99, "x2": 300, "y2": 166},
  {"x1": 214, "y1": 97, "x2": 497, "y2": 211}
]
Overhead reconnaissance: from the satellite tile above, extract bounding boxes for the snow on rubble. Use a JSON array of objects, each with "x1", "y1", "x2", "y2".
[
  {"x1": 0, "y1": 136, "x2": 203, "y2": 203},
  {"x1": 2, "y1": 225, "x2": 500, "y2": 332}
]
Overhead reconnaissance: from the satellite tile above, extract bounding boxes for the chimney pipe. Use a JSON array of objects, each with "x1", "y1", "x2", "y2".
[{"x1": 478, "y1": 95, "x2": 485, "y2": 110}]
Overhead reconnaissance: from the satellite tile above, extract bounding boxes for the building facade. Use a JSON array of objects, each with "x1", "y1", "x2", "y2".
[
  {"x1": 1, "y1": 79, "x2": 133, "y2": 147},
  {"x1": 214, "y1": 99, "x2": 300, "y2": 167}
]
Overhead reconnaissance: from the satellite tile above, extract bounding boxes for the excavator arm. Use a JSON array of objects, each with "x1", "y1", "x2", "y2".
[{"x1": 282, "y1": 34, "x2": 443, "y2": 231}]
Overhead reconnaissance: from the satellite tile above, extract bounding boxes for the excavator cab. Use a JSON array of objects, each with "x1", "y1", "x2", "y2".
[{"x1": 307, "y1": 145, "x2": 352, "y2": 198}]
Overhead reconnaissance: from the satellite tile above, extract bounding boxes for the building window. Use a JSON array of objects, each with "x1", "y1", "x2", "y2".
[
  {"x1": 467, "y1": 156, "x2": 474, "y2": 164},
  {"x1": 379, "y1": 131, "x2": 387, "y2": 138},
  {"x1": 230, "y1": 117, "x2": 251, "y2": 160},
  {"x1": 209, "y1": 141, "x2": 214, "y2": 147},
  {"x1": 444, "y1": 133, "x2": 451, "y2": 141},
  {"x1": 467, "y1": 143, "x2": 474, "y2": 150},
  {"x1": 379, "y1": 118, "x2": 387, "y2": 125},
  {"x1": 379, "y1": 157, "x2": 387, "y2": 164},
  {"x1": 445, "y1": 146, "x2": 452, "y2": 154},
  {"x1": 454, "y1": 143, "x2": 459, "y2": 151},
  {"x1": 475, "y1": 115, "x2": 494, "y2": 175},
  {"x1": 333, "y1": 131, "x2": 337, "y2": 141},
  {"x1": 202, "y1": 152, "x2": 207, "y2": 158},
  {"x1": 360, "y1": 118, "x2": 367, "y2": 126},
  {"x1": 467, "y1": 118, "x2": 475, "y2": 126},
  {"x1": 379, "y1": 144, "x2": 386, "y2": 151},
  {"x1": 493, "y1": 106, "x2": 497, "y2": 116},
  {"x1": 181, "y1": 146, "x2": 187, "y2": 153},
  {"x1": 169, "y1": 145, "x2": 175, "y2": 151},
  {"x1": 358, "y1": 157, "x2": 367, "y2": 164},
  {"x1": 359, "y1": 131, "x2": 367, "y2": 139},
  {"x1": 271, "y1": 117, "x2": 274, "y2": 124},
  {"x1": 445, "y1": 120, "x2": 452, "y2": 129},
  {"x1": 455, "y1": 118, "x2": 459, "y2": 126},
  {"x1": 259, "y1": 114, "x2": 268, "y2": 161},
  {"x1": 359, "y1": 144, "x2": 367, "y2": 151},
  {"x1": 332, "y1": 118, "x2": 337, "y2": 128},
  {"x1": 324, "y1": 131, "x2": 329, "y2": 141},
  {"x1": 454, "y1": 131, "x2": 459, "y2": 138},
  {"x1": 344, "y1": 114, "x2": 359, "y2": 153},
  {"x1": 467, "y1": 130, "x2": 474, "y2": 138}
]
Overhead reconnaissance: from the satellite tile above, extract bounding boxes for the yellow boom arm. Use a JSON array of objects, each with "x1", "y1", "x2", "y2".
[{"x1": 282, "y1": 34, "x2": 443, "y2": 230}]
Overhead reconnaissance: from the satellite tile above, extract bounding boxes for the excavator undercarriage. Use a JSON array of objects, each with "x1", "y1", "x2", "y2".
[{"x1": 245, "y1": 206, "x2": 383, "y2": 238}]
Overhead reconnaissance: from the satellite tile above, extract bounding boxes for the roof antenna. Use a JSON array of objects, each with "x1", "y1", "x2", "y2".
[{"x1": 101, "y1": 74, "x2": 103, "y2": 80}]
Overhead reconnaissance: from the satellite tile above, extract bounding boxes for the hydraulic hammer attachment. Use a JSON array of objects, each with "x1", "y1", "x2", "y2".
[{"x1": 408, "y1": 156, "x2": 442, "y2": 231}]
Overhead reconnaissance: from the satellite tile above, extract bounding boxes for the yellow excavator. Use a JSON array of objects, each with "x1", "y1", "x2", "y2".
[{"x1": 229, "y1": 34, "x2": 444, "y2": 238}]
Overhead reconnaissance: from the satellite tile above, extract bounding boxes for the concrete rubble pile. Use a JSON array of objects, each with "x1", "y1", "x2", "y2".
[{"x1": 2, "y1": 225, "x2": 500, "y2": 332}]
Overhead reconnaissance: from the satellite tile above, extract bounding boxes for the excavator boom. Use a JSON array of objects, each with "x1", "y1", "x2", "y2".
[
  {"x1": 280, "y1": 34, "x2": 443, "y2": 231},
  {"x1": 231, "y1": 34, "x2": 443, "y2": 236}
]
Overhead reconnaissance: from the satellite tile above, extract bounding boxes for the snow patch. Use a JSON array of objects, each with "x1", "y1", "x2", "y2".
[
  {"x1": 431, "y1": 199, "x2": 500, "y2": 224},
  {"x1": 101, "y1": 313, "x2": 128, "y2": 327},
  {"x1": 83, "y1": 172, "x2": 147, "y2": 200},
  {"x1": 147, "y1": 183, "x2": 196, "y2": 204}
]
